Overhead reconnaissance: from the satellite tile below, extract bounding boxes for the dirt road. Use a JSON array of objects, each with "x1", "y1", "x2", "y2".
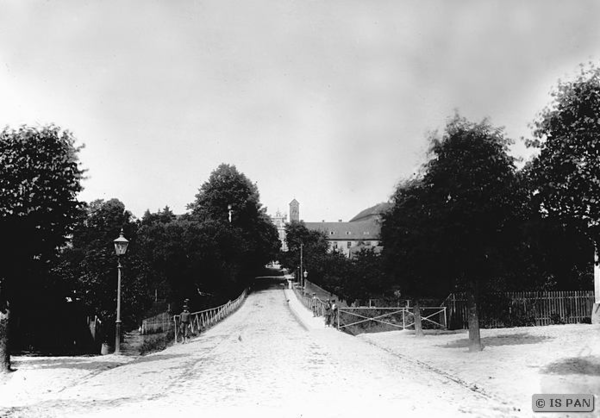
[{"x1": 0, "y1": 280, "x2": 517, "y2": 418}]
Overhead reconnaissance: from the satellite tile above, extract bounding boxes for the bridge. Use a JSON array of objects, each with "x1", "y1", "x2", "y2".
[{"x1": 0, "y1": 278, "x2": 513, "y2": 417}]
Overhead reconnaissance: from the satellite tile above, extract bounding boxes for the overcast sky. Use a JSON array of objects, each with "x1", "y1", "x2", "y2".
[{"x1": 1, "y1": 1, "x2": 599, "y2": 222}]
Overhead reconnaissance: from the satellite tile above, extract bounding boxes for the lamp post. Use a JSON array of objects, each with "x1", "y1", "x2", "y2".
[
  {"x1": 300, "y1": 243, "x2": 303, "y2": 287},
  {"x1": 113, "y1": 229, "x2": 129, "y2": 355}
]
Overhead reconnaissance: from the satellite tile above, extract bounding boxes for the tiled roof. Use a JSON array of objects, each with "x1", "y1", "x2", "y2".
[
  {"x1": 349, "y1": 202, "x2": 392, "y2": 223},
  {"x1": 304, "y1": 219, "x2": 381, "y2": 240}
]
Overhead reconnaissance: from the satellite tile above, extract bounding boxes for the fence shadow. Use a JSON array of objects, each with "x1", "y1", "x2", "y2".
[{"x1": 441, "y1": 332, "x2": 553, "y2": 348}]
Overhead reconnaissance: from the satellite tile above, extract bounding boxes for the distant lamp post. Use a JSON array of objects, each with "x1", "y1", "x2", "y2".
[
  {"x1": 300, "y1": 243, "x2": 304, "y2": 287},
  {"x1": 113, "y1": 229, "x2": 129, "y2": 355}
]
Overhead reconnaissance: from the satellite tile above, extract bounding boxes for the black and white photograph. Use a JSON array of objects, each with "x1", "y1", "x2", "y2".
[{"x1": 1, "y1": 1, "x2": 600, "y2": 417}]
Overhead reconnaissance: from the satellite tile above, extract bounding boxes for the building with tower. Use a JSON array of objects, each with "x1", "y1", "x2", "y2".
[{"x1": 269, "y1": 199, "x2": 389, "y2": 257}]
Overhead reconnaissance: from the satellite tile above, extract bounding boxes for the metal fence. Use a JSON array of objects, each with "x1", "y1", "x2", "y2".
[
  {"x1": 293, "y1": 285, "x2": 447, "y2": 334},
  {"x1": 173, "y1": 289, "x2": 248, "y2": 343},
  {"x1": 443, "y1": 290, "x2": 595, "y2": 329},
  {"x1": 337, "y1": 306, "x2": 447, "y2": 334}
]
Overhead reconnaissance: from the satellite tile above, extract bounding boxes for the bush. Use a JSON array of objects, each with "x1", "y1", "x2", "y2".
[{"x1": 138, "y1": 330, "x2": 174, "y2": 355}]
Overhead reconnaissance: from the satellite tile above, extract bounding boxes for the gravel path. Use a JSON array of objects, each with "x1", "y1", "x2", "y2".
[{"x1": 0, "y1": 281, "x2": 517, "y2": 418}]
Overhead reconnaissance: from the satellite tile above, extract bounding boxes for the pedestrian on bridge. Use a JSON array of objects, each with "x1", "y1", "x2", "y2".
[
  {"x1": 324, "y1": 300, "x2": 332, "y2": 327},
  {"x1": 180, "y1": 306, "x2": 191, "y2": 343},
  {"x1": 311, "y1": 293, "x2": 318, "y2": 317},
  {"x1": 331, "y1": 300, "x2": 338, "y2": 328}
]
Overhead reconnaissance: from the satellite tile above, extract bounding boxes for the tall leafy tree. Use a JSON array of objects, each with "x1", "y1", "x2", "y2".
[
  {"x1": 426, "y1": 116, "x2": 522, "y2": 350},
  {"x1": 383, "y1": 115, "x2": 521, "y2": 349},
  {"x1": 527, "y1": 64, "x2": 600, "y2": 301},
  {"x1": 188, "y1": 163, "x2": 262, "y2": 226},
  {"x1": 0, "y1": 126, "x2": 84, "y2": 372},
  {"x1": 187, "y1": 164, "x2": 280, "y2": 292},
  {"x1": 53, "y1": 199, "x2": 153, "y2": 338}
]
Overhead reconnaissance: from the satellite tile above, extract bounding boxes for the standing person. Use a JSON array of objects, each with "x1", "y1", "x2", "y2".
[
  {"x1": 324, "y1": 299, "x2": 332, "y2": 327},
  {"x1": 331, "y1": 300, "x2": 338, "y2": 329},
  {"x1": 312, "y1": 293, "x2": 318, "y2": 317},
  {"x1": 180, "y1": 306, "x2": 190, "y2": 343}
]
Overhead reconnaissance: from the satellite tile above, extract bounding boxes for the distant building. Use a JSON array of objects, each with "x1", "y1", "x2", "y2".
[
  {"x1": 304, "y1": 202, "x2": 391, "y2": 257},
  {"x1": 270, "y1": 210, "x2": 288, "y2": 252},
  {"x1": 267, "y1": 200, "x2": 299, "y2": 252},
  {"x1": 270, "y1": 200, "x2": 390, "y2": 257}
]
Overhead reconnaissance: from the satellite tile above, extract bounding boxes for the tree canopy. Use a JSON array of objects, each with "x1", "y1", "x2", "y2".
[
  {"x1": 528, "y1": 64, "x2": 600, "y2": 237},
  {"x1": 383, "y1": 116, "x2": 521, "y2": 296},
  {"x1": 0, "y1": 125, "x2": 84, "y2": 371}
]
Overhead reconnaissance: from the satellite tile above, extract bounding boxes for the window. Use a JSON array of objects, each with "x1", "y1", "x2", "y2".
[{"x1": 347, "y1": 241, "x2": 352, "y2": 248}]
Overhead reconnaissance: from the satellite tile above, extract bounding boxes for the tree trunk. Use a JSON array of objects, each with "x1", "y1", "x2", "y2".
[
  {"x1": 467, "y1": 290, "x2": 482, "y2": 352},
  {"x1": 0, "y1": 302, "x2": 11, "y2": 373},
  {"x1": 594, "y1": 242, "x2": 600, "y2": 304},
  {"x1": 413, "y1": 298, "x2": 424, "y2": 337}
]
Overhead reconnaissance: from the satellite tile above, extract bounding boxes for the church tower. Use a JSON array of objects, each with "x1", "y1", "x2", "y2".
[{"x1": 289, "y1": 199, "x2": 300, "y2": 222}]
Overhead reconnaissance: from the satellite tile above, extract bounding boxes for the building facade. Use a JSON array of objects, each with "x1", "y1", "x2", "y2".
[
  {"x1": 304, "y1": 202, "x2": 390, "y2": 257},
  {"x1": 270, "y1": 210, "x2": 288, "y2": 252}
]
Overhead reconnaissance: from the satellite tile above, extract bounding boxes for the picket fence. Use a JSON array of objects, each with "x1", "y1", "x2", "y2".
[{"x1": 443, "y1": 290, "x2": 595, "y2": 329}]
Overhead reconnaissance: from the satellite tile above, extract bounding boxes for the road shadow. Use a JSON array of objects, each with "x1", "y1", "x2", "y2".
[
  {"x1": 12, "y1": 353, "x2": 186, "y2": 371},
  {"x1": 252, "y1": 277, "x2": 286, "y2": 293},
  {"x1": 15, "y1": 358, "x2": 125, "y2": 371},
  {"x1": 130, "y1": 353, "x2": 186, "y2": 365},
  {"x1": 542, "y1": 356, "x2": 600, "y2": 376},
  {"x1": 441, "y1": 332, "x2": 553, "y2": 348}
]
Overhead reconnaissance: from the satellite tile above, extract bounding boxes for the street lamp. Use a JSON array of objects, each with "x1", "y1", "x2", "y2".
[
  {"x1": 113, "y1": 228, "x2": 129, "y2": 355},
  {"x1": 300, "y1": 243, "x2": 303, "y2": 287}
]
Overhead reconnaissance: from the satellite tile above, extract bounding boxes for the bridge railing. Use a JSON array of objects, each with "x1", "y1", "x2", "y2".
[
  {"x1": 173, "y1": 289, "x2": 248, "y2": 343},
  {"x1": 292, "y1": 286, "x2": 330, "y2": 317}
]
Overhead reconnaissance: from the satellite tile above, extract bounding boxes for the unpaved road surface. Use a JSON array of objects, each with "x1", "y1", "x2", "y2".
[{"x1": 0, "y1": 280, "x2": 518, "y2": 417}]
